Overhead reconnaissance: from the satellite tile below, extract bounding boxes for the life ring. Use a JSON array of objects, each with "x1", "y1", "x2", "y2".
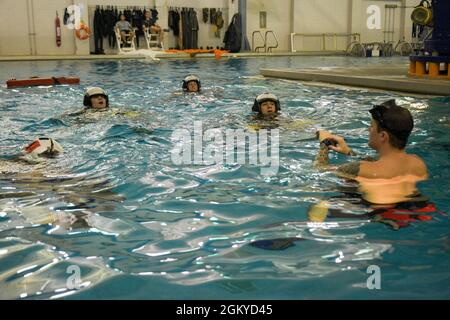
[{"x1": 75, "y1": 23, "x2": 91, "y2": 40}]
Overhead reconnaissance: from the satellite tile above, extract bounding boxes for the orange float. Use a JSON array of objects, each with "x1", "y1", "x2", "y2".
[
  {"x1": 164, "y1": 49, "x2": 229, "y2": 59},
  {"x1": 6, "y1": 77, "x2": 80, "y2": 88},
  {"x1": 75, "y1": 23, "x2": 91, "y2": 40}
]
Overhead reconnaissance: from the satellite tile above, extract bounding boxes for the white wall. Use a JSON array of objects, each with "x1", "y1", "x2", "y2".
[
  {"x1": 247, "y1": 0, "x2": 292, "y2": 52},
  {"x1": 0, "y1": 0, "x2": 230, "y2": 56},
  {"x1": 0, "y1": 0, "x2": 32, "y2": 56},
  {"x1": 0, "y1": 0, "x2": 425, "y2": 55},
  {"x1": 292, "y1": 0, "x2": 351, "y2": 51},
  {"x1": 289, "y1": 0, "x2": 420, "y2": 52},
  {"x1": 0, "y1": 0, "x2": 77, "y2": 56},
  {"x1": 351, "y1": 0, "x2": 401, "y2": 43}
]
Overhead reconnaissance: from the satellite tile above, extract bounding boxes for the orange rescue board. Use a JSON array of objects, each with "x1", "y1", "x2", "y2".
[{"x1": 6, "y1": 77, "x2": 80, "y2": 88}]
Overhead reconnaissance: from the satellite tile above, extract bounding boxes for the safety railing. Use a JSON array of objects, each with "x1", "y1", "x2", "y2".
[
  {"x1": 394, "y1": 40, "x2": 413, "y2": 56},
  {"x1": 265, "y1": 31, "x2": 279, "y2": 52},
  {"x1": 252, "y1": 30, "x2": 279, "y2": 53},
  {"x1": 252, "y1": 31, "x2": 265, "y2": 53},
  {"x1": 346, "y1": 41, "x2": 396, "y2": 57},
  {"x1": 290, "y1": 33, "x2": 360, "y2": 52}
]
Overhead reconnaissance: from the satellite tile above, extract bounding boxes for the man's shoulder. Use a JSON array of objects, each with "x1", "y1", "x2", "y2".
[
  {"x1": 357, "y1": 160, "x2": 380, "y2": 178},
  {"x1": 358, "y1": 154, "x2": 428, "y2": 178},
  {"x1": 407, "y1": 153, "x2": 428, "y2": 175}
]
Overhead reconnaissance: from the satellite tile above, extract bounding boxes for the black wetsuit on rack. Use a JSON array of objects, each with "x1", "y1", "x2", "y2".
[
  {"x1": 106, "y1": 8, "x2": 118, "y2": 48},
  {"x1": 93, "y1": 7, "x2": 104, "y2": 53},
  {"x1": 101, "y1": 8, "x2": 108, "y2": 41},
  {"x1": 182, "y1": 8, "x2": 190, "y2": 49},
  {"x1": 132, "y1": 9, "x2": 143, "y2": 48},
  {"x1": 173, "y1": 10, "x2": 180, "y2": 37},
  {"x1": 168, "y1": 8, "x2": 180, "y2": 49},
  {"x1": 190, "y1": 8, "x2": 199, "y2": 49}
]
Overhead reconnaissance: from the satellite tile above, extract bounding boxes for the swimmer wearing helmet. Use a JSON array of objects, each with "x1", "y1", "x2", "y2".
[
  {"x1": 0, "y1": 137, "x2": 64, "y2": 176},
  {"x1": 252, "y1": 93, "x2": 281, "y2": 118},
  {"x1": 248, "y1": 93, "x2": 315, "y2": 132},
  {"x1": 65, "y1": 87, "x2": 141, "y2": 119},
  {"x1": 67, "y1": 87, "x2": 109, "y2": 116},
  {"x1": 182, "y1": 75, "x2": 201, "y2": 93}
]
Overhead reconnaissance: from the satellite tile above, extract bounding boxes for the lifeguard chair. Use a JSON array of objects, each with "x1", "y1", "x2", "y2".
[
  {"x1": 144, "y1": 28, "x2": 163, "y2": 50},
  {"x1": 115, "y1": 28, "x2": 137, "y2": 53}
]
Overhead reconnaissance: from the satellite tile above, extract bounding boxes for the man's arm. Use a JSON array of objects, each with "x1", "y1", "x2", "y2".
[
  {"x1": 315, "y1": 141, "x2": 330, "y2": 167},
  {"x1": 336, "y1": 161, "x2": 361, "y2": 177},
  {"x1": 315, "y1": 143, "x2": 361, "y2": 177},
  {"x1": 314, "y1": 130, "x2": 359, "y2": 177}
]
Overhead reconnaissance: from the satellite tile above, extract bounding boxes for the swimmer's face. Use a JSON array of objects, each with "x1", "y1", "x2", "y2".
[
  {"x1": 145, "y1": 12, "x2": 151, "y2": 19},
  {"x1": 186, "y1": 81, "x2": 199, "y2": 92},
  {"x1": 90, "y1": 94, "x2": 107, "y2": 109},
  {"x1": 260, "y1": 100, "x2": 277, "y2": 115},
  {"x1": 368, "y1": 118, "x2": 383, "y2": 150}
]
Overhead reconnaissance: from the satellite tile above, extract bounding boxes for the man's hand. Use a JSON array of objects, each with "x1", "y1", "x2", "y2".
[
  {"x1": 316, "y1": 130, "x2": 333, "y2": 142},
  {"x1": 327, "y1": 134, "x2": 352, "y2": 155},
  {"x1": 316, "y1": 130, "x2": 353, "y2": 155}
]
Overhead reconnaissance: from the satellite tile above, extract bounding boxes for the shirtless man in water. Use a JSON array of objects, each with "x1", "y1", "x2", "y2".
[{"x1": 315, "y1": 99, "x2": 427, "y2": 182}]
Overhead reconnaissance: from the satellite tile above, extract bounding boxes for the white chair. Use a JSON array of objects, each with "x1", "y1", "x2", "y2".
[
  {"x1": 144, "y1": 29, "x2": 163, "y2": 50},
  {"x1": 115, "y1": 28, "x2": 136, "y2": 53}
]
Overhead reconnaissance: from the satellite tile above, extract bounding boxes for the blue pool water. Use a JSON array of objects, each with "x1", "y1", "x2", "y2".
[{"x1": 0, "y1": 56, "x2": 449, "y2": 299}]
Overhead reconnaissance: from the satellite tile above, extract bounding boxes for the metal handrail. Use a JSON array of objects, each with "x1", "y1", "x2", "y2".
[
  {"x1": 252, "y1": 31, "x2": 265, "y2": 52},
  {"x1": 290, "y1": 33, "x2": 361, "y2": 52},
  {"x1": 265, "y1": 31, "x2": 279, "y2": 52}
]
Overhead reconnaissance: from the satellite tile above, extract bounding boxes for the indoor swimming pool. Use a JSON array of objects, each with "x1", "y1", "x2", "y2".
[{"x1": 0, "y1": 56, "x2": 449, "y2": 299}]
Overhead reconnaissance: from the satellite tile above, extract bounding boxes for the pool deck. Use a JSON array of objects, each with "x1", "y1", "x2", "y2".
[
  {"x1": 0, "y1": 51, "x2": 344, "y2": 61},
  {"x1": 260, "y1": 65, "x2": 450, "y2": 96}
]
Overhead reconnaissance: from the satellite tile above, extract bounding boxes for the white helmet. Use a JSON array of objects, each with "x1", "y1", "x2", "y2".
[
  {"x1": 83, "y1": 87, "x2": 109, "y2": 107},
  {"x1": 182, "y1": 75, "x2": 201, "y2": 91},
  {"x1": 252, "y1": 93, "x2": 281, "y2": 112},
  {"x1": 23, "y1": 138, "x2": 64, "y2": 157}
]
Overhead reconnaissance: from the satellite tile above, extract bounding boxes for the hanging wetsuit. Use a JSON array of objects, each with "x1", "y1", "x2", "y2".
[
  {"x1": 184, "y1": 8, "x2": 190, "y2": 49},
  {"x1": 180, "y1": 8, "x2": 186, "y2": 49},
  {"x1": 107, "y1": 8, "x2": 118, "y2": 48},
  {"x1": 173, "y1": 10, "x2": 180, "y2": 37},
  {"x1": 186, "y1": 8, "x2": 192, "y2": 49},
  {"x1": 124, "y1": 9, "x2": 131, "y2": 22},
  {"x1": 93, "y1": 7, "x2": 104, "y2": 54},
  {"x1": 132, "y1": 9, "x2": 143, "y2": 48},
  {"x1": 151, "y1": 8, "x2": 158, "y2": 21},
  {"x1": 101, "y1": 7, "x2": 108, "y2": 39},
  {"x1": 215, "y1": 10, "x2": 224, "y2": 38},
  {"x1": 224, "y1": 13, "x2": 243, "y2": 53},
  {"x1": 210, "y1": 8, "x2": 217, "y2": 38},
  {"x1": 202, "y1": 8, "x2": 208, "y2": 23},
  {"x1": 190, "y1": 8, "x2": 199, "y2": 49},
  {"x1": 179, "y1": 9, "x2": 184, "y2": 49},
  {"x1": 210, "y1": 8, "x2": 216, "y2": 24},
  {"x1": 168, "y1": 9, "x2": 173, "y2": 31},
  {"x1": 183, "y1": 8, "x2": 191, "y2": 49}
]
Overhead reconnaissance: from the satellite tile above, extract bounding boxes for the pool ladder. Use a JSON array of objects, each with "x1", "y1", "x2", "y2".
[{"x1": 252, "y1": 30, "x2": 279, "y2": 53}]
